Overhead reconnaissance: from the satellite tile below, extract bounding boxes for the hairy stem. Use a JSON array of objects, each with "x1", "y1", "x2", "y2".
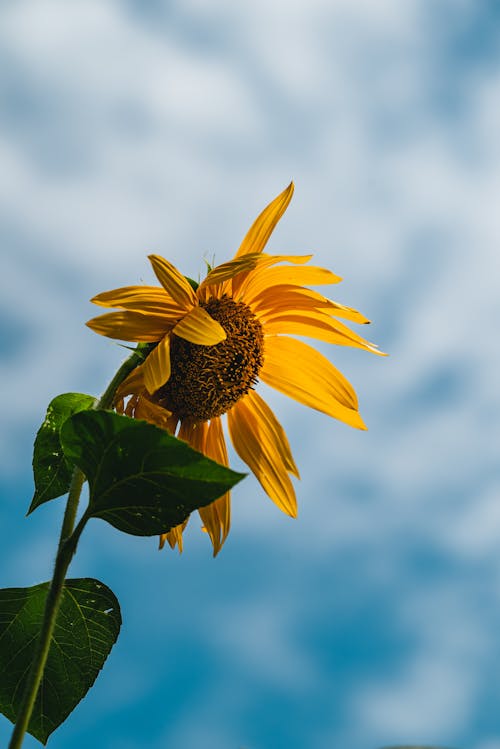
[{"x1": 8, "y1": 348, "x2": 143, "y2": 749}]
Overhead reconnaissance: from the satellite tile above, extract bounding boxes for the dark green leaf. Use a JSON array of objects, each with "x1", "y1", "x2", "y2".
[
  {"x1": 0, "y1": 578, "x2": 121, "y2": 744},
  {"x1": 29, "y1": 393, "x2": 96, "y2": 513},
  {"x1": 60, "y1": 409, "x2": 245, "y2": 536}
]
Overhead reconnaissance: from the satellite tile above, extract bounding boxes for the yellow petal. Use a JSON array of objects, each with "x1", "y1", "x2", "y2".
[
  {"x1": 172, "y1": 305, "x2": 226, "y2": 345},
  {"x1": 324, "y1": 301, "x2": 371, "y2": 324},
  {"x1": 201, "y1": 417, "x2": 231, "y2": 555},
  {"x1": 260, "y1": 336, "x2": 367, "y2": 429},
  {"x1": 177, "y1": 419, "x2": 196, "y2": 443},
  {"x1": 148, "y1": 255, "x2": 197, "y2": 308},
  {"x1": 243, "y1": 389, "x2": 299, "y2": 478},
  {"x1": 143, "y1": 334, "x2": 171, "y2": 394},
  {"x1": 196, "y1": 281, "x2": 230, "y2": 304},
  {"x1": 186, "y1": 419, "x2": 207, "y2": 451},
  {"x1": 176, "y1": 420, "x2": 230, "y2": 556},
  {"x1": 160, "y1": 418, "x2": 191, "y2": 550},
  {"x1": 250, "y1": 285, "x2": 370, "y2": 324},
  {"x1": 201, "y1": 253, "x2": 309, "y2": 302},
  {"x1": 234, "y1": 182, "x2": 294, "y2": 258},
  {"x1": 199, "y1": 253, "x2": 262, "y2": 289},
  {"x1": 159, "y1": 520, "x2": 188, "y2": 552},
  {"x1": 231, "y1": 253, "x2": 313, "y2": 299},
  {"x1": 124, "y1": 394, "x2": 139, "y2": 417},
  {"x1": 114, "y1": 365, "x2": 147, "y2": 404},
  {"x1": 263, "y1": 311, "x2": 383, "y2": 354},
  {"x1": 205, "y1": 418, "x2": 230, "y2": 490},
  {"x1": 86, "y1": 311, "x2": 169, "y2": 341},
  {"x1": 91, "y1": 285, "x2": 184, "y2": 316},
  {"x1": 198, "y1": 501, "x2": 226, "y2": 557},
  {"x1": 248, "y1": 288, "x2": 332, "y2": 317},
  {"x1": 259, "y1": 253, "x2": 313, "y2": 266},
  {"x1": 227, "y1": 395, "x2": 297, "y2": 517},
  {"x1": 134, "y1": 396, "x2": 173, "y2": 429},
  {"x1": 237, "y1": 264, "x2": 342, "y2": 303}
]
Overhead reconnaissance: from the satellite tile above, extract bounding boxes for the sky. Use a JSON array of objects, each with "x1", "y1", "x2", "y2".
[{"x1": 1, "y1": 1, "x2": 500, "y2": 748}]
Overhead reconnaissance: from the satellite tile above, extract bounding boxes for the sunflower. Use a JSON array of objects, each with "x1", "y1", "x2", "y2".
[{"x1": 87, "y1": 183, "x2": 382, "y2": 555}]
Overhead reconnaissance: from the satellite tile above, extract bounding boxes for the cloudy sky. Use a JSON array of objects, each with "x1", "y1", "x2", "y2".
[{"x1": 1, "y1": 1, "x2": 500, "y2": 748}]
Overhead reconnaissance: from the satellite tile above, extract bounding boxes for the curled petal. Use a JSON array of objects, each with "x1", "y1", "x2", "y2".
[
  {"x1": 172, "y1": 306, "x2": 226, "y2": 345},
  {"x1": 115, "y1": 365, "x2": 146, "y2": 402},
  {"x1": 134, "y1": 396, "x2": 173, "y2": 429},
  {"x1": 199, "y1": 254, "x2": 262, "y2": 290},
  {"x1": 143, "y1": 334, "x2": 171, "y2": 394}
]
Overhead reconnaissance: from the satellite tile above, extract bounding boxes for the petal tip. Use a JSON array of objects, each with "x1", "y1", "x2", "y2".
[{"x1": 85, "y1": 318, "x2": 99, "y2": 332}]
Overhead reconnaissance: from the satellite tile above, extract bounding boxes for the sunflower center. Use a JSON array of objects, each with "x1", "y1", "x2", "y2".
[{"x1": 154, "y1": 296, "x2": 264, "y2": 421}]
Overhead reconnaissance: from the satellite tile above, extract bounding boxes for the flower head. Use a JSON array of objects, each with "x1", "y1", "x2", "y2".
[{"x1": 87, "y1": 183, "x2": 383, "y2": 554}]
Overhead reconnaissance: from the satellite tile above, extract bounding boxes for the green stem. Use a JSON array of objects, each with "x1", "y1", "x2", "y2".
[
  {"x1": 7, "y1": 514, "x2": 88, "y2": 749},
  {"x1": 98, "y1": 344, "x2": 150, "y2": 411},
  {"x1": 8, "y1": 349, "x2": 143, "y2": 749},
  {"x1": 58, "y1": 466, "x2": 86, "y2": 552}
]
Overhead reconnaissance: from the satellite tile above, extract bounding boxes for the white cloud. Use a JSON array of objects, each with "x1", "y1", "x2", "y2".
[
  {"x1": 351, "y1": 583, "x2": 490, "y2": 742},
  {"x1": 204, "y1": 596, "x2": 317, "y2": 691},
  {"x1": 357, "y1": 656, "x2": 473, "y2": 738}
]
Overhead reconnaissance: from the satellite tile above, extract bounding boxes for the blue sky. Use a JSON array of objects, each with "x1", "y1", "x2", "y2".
[{"x1": 1, "y1": 1, "x2": 500, "y2": 748}]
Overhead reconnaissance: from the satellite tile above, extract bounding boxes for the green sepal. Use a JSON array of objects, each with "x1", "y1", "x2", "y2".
[
  {"x1": 0, "y1": 578, "x2": 121, "y2": 744},
  {"x1": 29, "y1": 393, "x2": 96, "y2": 514},
  {"x1": 185, "y1": 276, "x2": 199, "y2": 291},
  {"x1": 117, "y1": 341, "x2": 155, "y2": 358},
  {"x1": 60, "y1": 409, "x2": 245, "y2": 536}
]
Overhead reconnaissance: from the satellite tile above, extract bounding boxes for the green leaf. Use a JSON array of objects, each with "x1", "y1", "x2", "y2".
[
  {"x1": 29, "y1": 393, "x2": 96, "y2": 513},
  {"x1": 0, "y1": 578, "x2": 121, "y2": 744},
  {"x1": 60, "y1": 409, "x2": 245, "y2": 536}
]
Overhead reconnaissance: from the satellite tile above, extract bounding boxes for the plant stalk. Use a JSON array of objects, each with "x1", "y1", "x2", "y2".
[{"x1": 8, "y1": 349, "x2": 142, "y2": 749}]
